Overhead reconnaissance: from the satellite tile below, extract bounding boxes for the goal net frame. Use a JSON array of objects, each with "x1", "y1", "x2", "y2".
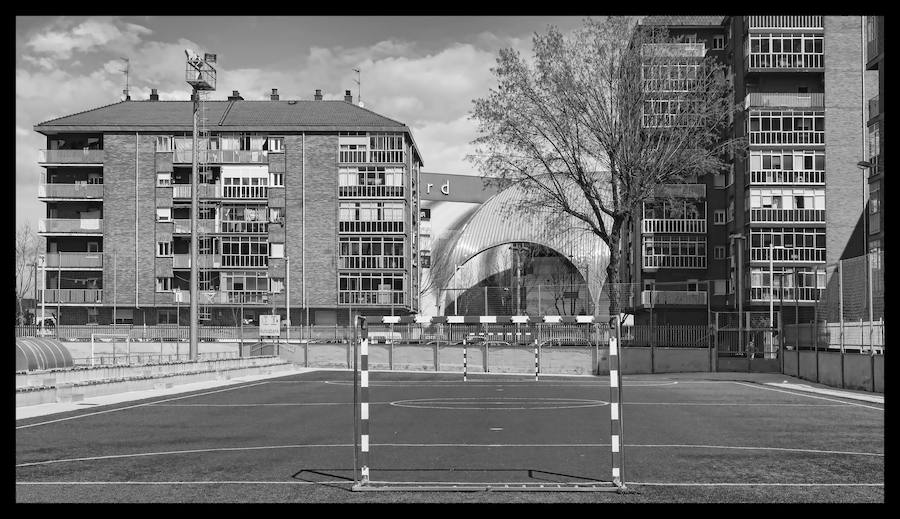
[
  {"x1": 90, "y1": 333, "x2": 132, "y2": 367},
  {"x1": 349, "y1": 315, "x2": 628, "y2": 493}
]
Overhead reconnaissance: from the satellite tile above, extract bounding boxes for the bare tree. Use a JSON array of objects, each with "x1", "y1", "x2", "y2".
[
  {"x1": 470, "y1": 17, "x2": 742, "y2": 316},
  {"x1": 15, "y1": 223, "x2": 44, "y2": 324}
]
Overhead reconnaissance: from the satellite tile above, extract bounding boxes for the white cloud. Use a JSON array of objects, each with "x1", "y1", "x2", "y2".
[{"x1": 26, "y1": 17, "x2": 152, "y2": 60}]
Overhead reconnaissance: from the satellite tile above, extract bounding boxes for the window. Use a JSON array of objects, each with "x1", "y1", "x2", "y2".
[
  {"x1": 270, "y1": 243, "x2": 285, "y2": 259},
  {"x1": 155, "y1": 277, "x2": 173, "y2": 292},
  {"x1": 714, "y1": 279, "x2": 727, "y2": 295},
  {"x1": 714, "y1": 246, "x2": 726, "y2": 260},
  {"x1": 156, "y1": 208, "x2": 171, "y2": 222},
  {"x1": 157, "y1": 172, "x2": 172, "y2": 187},
  {"x1": 270, "y1": 278, "x2": 285, "y2": 294},
  {"x1": 157, "y1": 241, "x2": 173, "y2": 257},
  {"x1": 712, "y1": 35, "x2": 725, "y2": 50},
  {"x1": 155, "y1": 136, "x2": 172, "y2": 152},
  {"x1": 267, "y1": 137, "x2": 284, "y2": 153},
  {"x1": 713, "y1": 210, "x2": 726, "y2": 224},
  {"x1": 269, "y1": 207, "x2": 284, "y2": 224},
  {"x1": 270, "y1": 172, "x2": 284, "y2": 187},
  {"x1": 339, "y1": 236, "x2": 405, "y2": 269},
  {"x1": 221, "y1": 236, "x2": 269, "y2": 267}
]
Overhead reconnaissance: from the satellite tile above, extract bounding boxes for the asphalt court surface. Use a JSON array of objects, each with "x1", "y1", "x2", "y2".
[{"x1": 16, "y1": 370, "x2": 884, "y2": 502}]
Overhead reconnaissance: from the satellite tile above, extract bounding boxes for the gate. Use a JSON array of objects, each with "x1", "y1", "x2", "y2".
[{"x1": 714, "y1": 311, "x2": 782, "y2": 372}]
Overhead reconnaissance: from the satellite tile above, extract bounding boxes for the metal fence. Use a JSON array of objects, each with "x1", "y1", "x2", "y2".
[{"x1": 70, "y1": 352, "x2": 239, "y2": 367}]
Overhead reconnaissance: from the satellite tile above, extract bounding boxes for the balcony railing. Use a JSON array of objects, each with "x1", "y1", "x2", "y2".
[
  {"x1": 173, "y1": 219, "x2": 218, "y2": 234},
  {"x1": 339, "y1": 185, "x2": 405, "y2": 198},
  {"x1": 642, "y1": 219, "x2": 706, "y2": 234},
  {"x1": 641, "y1": 290, "x2": 707, "y2": 306},
  {"x1": 750, "y1": 286, "x2": 822, "y2": 303},
  {"x1": 171, "y1": 184, "x2": 221, "y2": 199},
  {"x1": 39, "y1": 149, "x2": 105, "y2": 164},
  {"x1": 172, "y1": 254, "x2": 222, "y2": 269},
  {"x1": 39, "y1": 218, "x2": 103, "y2": 234},
  {"x1": 641, "y1": 43, "x2": 706, "y2": 58},
  {"x1": 44, "y1": 252, "x2": 103, "y2": 268},
  {"x1": 339, "y1": 221, "x2": 405, "y2": 234},
  {"x1": 172, "y1": 150, "x2": 268, "y2": 164},
  {"x1": 750, "y1": 208, "x2": 825, "y2": 224},
  {"x1": 40, "y1": 289, "x2": 103, "y2": 304},
  {"x1": 38, "y1": 183, "x2": 104, "y2": 199},
  {"x1": 750, "y1": 170, "x2": 825, "y2": 185},
  {"x1": 745, "y1": 92, "x2": 824, "y2": 109},
  {"x1": 749, "y1": 130, "x2": 824, "y2": 146},
  {"x1": 173, "y1": 290, "x2": 271, "y2": 304},
  {"x1": 339, "y1": 290, "x2": 406, "y2": 306},
  {"x1": 747, "y1": 16, "x2": 823, "y2": 31},
  {"x1": 750, "y1": 246, "x2": 826, "y2": 263},
  {"x1": 746, "y1": 52, "x2": 824, "y2": 71},
  {"x1": 642, "y1": 255, "x2": 707, "y2": 269}
]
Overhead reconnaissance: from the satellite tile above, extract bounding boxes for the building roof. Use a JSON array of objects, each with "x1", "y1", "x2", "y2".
[
  {"x1": 639, "y1": 16, "x2": 726, "y2": 28},
  {"x1": 34, "y1": 98, "x2": 423, "y2": 164}
]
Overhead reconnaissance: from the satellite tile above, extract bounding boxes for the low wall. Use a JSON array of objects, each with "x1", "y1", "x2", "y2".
[
  {"x1": 16, "y1": 357, "x2": 293, "y2": 407},
  {"x1": 783, "y1": 350, "x2": 883, "y2": 393}
]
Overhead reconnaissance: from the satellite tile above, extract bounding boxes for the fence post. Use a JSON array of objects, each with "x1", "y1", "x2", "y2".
[{"x1": 838, "y1": 260, "x2": 845, "y2": 389}]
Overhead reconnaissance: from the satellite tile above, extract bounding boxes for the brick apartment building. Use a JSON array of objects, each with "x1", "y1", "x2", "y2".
[
  {"x1": 622, "y1": 16, "x2": 875, "y2": 325},
  {"x1": 865, "y1": 16, "x2": 884, "y2": 255},
  {"x1": 34, "y1": 88, "x2": 424, "y2": 326}
]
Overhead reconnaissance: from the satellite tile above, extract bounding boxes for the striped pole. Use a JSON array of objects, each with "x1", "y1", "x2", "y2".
[
  {"x1": 463, "y1": 338, "x2": 467, "y2": 382},
  {"x1": 608, "y1": 332, "x2": 624, "y2": 488},
  {"x1": 359, "y1": 334, "x2": 370, "y2": 484},
  {"x1": 534, "y1": 339, "x2": 539, "y2": 382}
]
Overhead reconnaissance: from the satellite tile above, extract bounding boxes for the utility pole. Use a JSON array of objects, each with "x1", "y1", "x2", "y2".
[
  {"x1": 39, "y1": 254, "x2": 45, "y2": 334},
  {"x1": 185, "y1": 50, "x2": 216, "y2": 362},
  {"x1": 286, "y1": 255, "x2": 290, "y2": 344},
  {"x1": 113, "y1": 248, "x2": 117, "y2": 332}
]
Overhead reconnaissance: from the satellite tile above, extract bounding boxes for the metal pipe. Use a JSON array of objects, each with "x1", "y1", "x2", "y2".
[{"x1": 189, "y1": 88, "x2": 200, "y2": 361}]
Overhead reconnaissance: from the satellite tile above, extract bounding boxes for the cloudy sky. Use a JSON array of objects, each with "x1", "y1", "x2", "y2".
[{"x1": 15, "y1": 15, "x2": 589, "y2": 232}]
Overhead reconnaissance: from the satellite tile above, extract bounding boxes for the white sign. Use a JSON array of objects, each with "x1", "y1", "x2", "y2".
[{"x1": 259, "y1": 315, "x2": 281, "y2": 337}]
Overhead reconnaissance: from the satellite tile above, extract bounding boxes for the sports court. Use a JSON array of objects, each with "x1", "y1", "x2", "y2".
[{"x1": 15, "y1": 369, "x2": 884, "y2": 503}]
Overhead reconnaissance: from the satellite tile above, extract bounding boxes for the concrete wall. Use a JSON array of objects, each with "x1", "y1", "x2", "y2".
[{"x1": 786, "y1": 350, "x2": 882, "y2": 393}]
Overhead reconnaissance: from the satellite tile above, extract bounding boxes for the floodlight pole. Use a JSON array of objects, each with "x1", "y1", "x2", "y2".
[{"x1": 189, "y1": 86, "x2": 200, "y2": 361}]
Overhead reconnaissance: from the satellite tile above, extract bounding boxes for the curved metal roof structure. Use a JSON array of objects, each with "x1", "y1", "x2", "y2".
[
  {"x1": 15, "y1": 338, "x2": 74, "y2": 372},
  {"x1": 434, "y1": 176, "x2": 612, "y2": 310}
]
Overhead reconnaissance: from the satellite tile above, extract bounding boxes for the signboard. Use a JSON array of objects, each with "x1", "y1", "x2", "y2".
[{"x1": 259, "y1": 315, "x2": 281, "y2": 337}]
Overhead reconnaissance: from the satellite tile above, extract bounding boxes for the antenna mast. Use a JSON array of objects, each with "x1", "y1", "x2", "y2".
[
  {"x1": 354, "y1": 68, "x2": 362, "y2": 107},
  {"x1": 121, "y1": 57, "x2": 130, "y2": 100}
]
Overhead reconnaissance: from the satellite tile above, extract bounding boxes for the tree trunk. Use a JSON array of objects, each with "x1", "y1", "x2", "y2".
[{"x1": 605, "y1": 219, "x2": 625, "y2": 319}]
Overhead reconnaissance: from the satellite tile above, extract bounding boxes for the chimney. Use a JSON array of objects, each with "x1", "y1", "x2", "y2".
[
  {"x1": 227, "y1": 90, "x2": 244, "y2": 101},
  {"x1": 149, "y1": 88, "x2": 159, "y2": 101},
  {"x1": 344, "y1": 90, "x2": 353, "y2": 103},
  {"x1": 270, "y1": 88, "x2": 279, "y2": 101},
  {"x1": 314, "y1": 89, "x2": 323, "y2": 101}
]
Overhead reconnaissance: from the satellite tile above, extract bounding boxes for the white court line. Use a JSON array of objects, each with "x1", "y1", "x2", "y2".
[
  {"x1": 16, "y1": 442, "x2": 883, "y2": 468},
  {"x1": 15, "y1": 382, "x2": 270, "y2": 430},
  {"x1": 323, "y1": 380, "x2": 678, "y2": 388},
  {"x1": 729, "y1": 381, "x2": 885, "y2": 411},
  {"x1": 14, "y1": 480, "x2": 883, "y2": 488}
]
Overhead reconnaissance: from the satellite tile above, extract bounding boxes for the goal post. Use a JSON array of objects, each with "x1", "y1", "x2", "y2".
[
  {"x1": 90, "y1": 333, "x2": 131, "y2": 367},
  {"x1": 350, "y1": 314, "x2": 628, "y2": 492}
]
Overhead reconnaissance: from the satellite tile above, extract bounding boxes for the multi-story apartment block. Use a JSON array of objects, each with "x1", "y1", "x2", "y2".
[
  {"x1": 624, "y1": 16, "x2": 872, "y2": 324},
  {"x1": 34, "y1": 88, "x2": 424, "y2": 326},
  {"x1": 865, "y1": 15, "x2": 883, "y2": 255}
]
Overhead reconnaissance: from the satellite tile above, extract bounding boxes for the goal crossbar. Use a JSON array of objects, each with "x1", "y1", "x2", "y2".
[
  {"x1": 350, "y1": 315, "x2": 628, "y2": 493},
  {"x1": 90, "y1": 333, "x2": 132, "y2": 367}
]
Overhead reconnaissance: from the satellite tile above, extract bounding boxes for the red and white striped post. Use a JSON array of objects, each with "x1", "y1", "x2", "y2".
[
  {"x1": 463, "y1": 337, "x2": 467, "y2": 382},
  {"x1": 357, "y1": 316, "x2": 370, "y2": 485},
  {"x1": 608, "y1": 317, "x2": 625, "y2": 489},
  {"x1": 534, "y1": 339, "x2": 539, "y2": 382}
]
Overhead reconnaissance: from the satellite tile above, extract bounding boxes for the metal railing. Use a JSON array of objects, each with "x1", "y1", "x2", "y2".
[
  {"x1": 172, "y1": 149, "x2": 268, "y2": 164},
  {"x1": 39, "y1": 149, "x2": 105, "y2": 164},
  {"x1": 38, "y1": 183, "x2": 104, "y2": 199},
  {"x1": 172, "y1": 254, "x2": 221, "y2": 269},
  {"x1": 641, "y1": 42, "x2": 706, "y2": 58},
  {"x1": 339, "y1": 290, "x2": 405, "y2": 306},
  {"x1": 745, "y1": 92, "x2": 824, "y2": 109},
  {"x1": 750, "y1": 246, "x2": 826, "y2": 263},
  {"x1": 641, "y1": 218, "x2": 706, "y2": 234},
  {"x1": 750, "y1": 170, "x2": 825, "y2": 185},
  {"x1": 750, "y1": 286, "x2": 821, "y2": 303},
  {"x1": 749, "y1": 129, "x2": 824, "y2": 145},
  {"x1": 747, "y1": 16, "x2": 823, "y2": 30},
  {"x1": 39, "y1": 218, "x2": 103, "y2": 233},
  {"x1": 750, "y1": 208, "x2": 825, "y2": 224},
  {"x1": 641, "y1": 290, "x2": 707, "y2": 306},
  {"x1": 40, "y1": 289, "x2": 103, "y2": 303},
  {"x1": 642, "y1": 255, "x2": 707, "y2": 269},
  {"x1": 172, "y1": 219, "x2": 218, "y2": 234},
  {"x1": 44, "y1": 252, "x2": 104, "y2": 268},
  {"x1": 746, "y1": 52, "x2": 824, "y2": 70}
]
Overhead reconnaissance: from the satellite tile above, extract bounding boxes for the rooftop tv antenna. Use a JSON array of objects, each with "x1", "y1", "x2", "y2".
[
  {"x1": 120, "y1": 57, "x2": 130, "y2": 100},
  {"x1": 354, "y1": 68, "x2": 363, "y2": 107},
  {"x1": 184, "y1": 49, "x2": 217, "y2": 362}
]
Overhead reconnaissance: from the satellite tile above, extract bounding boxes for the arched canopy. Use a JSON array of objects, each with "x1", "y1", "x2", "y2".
[
  {"x1": 16, "y1": 338, "x2": 74, "y2": 372},
  {"x1": 435, "y1": 176, "x2": 612, "y2": 307}
]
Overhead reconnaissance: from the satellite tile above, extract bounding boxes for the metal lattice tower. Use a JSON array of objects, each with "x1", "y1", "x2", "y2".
[{"x1": 198, "y1": 89, "x2": 213, "y2": 321}]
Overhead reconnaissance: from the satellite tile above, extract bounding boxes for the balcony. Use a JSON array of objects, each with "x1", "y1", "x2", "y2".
[
  {"x1": 38, "y1": 183, "x2": 103, "y2": 199},
  {"x1": 642, "y1": 219, "x2": 706, "y2": 234},
  {"x1": 39, "y1": 149, "x2": 105, "y2": 165},
  {"x1": 749, "y1": 246, "x2": 825, "y2": 263},
  {"x1": 745, "y1": 52, "x2": 823, "y2": 71},
  {"x1": 750, "y1": 286, "x2": 821, "y2": 303},
  {"x1": 173, "y1": 290, "x2": 270, "y2": 305},
  {"x1": 172, "y1": 219, "x2": 218, "y2": 234},
  {"x1": 171, "y1": 184, "x2": 221, "y2": 199},
  {"x1": 39, "y1": 218, "x2": 103, "y2": 234},
  {"x1": 641, "y1": 43, "x2": 706, "y2": 58},
  {"x1": 44, "y1": 252, "x2": 103, "y2": 268},
  {"x1": 642, "y1": 255, "x2": 706, "y2": 269},
  {"x1": 745, "y1": 93, "x2": 824, "y2": 109},
  {"x1": 750, "y1": 170, "x2": 825, "y2": 185},
  {"x1": 747, "y1": 16, "x2": 823, "y2": 31},
  {"x1": 40, "y1": 289, "x2": 103, "y2": 304},
  {"x1": 172, "y1": 254, "x2": 222, "y2": 269},
  {"x1": 339, "y1": 290, "x2": 406, "y2": 306},
  {"x1": 749, "y1": 129, "x2": 824, "y2": 146},
  {"x1": 641, "y1": 290, "x2": 707, "y2": 307},
  {"x1": 172, "y1": 150, "x2": 268, "y2": 164},
  {"x1": 750, "y1": 208, "x2": 825, "y2": 224}
]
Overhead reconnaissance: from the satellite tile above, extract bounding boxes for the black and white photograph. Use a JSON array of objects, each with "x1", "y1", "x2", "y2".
[{"x1": 15, "y1": 14, "x2": 884, "y2": 503}]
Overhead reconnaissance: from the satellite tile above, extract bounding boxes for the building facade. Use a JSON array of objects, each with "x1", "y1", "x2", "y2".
[
  {"x1": 865, "y1": 15, "x2": 884, "y2": 255},
  {"x1": 34, "y1": 89, "x2": 423, "y2": 326}
]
